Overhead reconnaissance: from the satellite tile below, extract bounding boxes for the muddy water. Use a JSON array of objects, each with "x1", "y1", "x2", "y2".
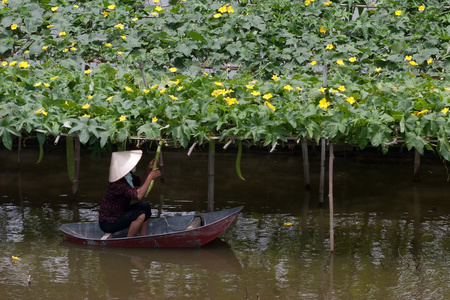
[{"x1": 0, "y1": 147, "x2": 449, "y2": 299}]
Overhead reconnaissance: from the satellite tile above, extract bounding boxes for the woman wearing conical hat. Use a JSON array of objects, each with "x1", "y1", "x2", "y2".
[{"x1": 99, "y1": 150, "x2": 161, "y2": 237}]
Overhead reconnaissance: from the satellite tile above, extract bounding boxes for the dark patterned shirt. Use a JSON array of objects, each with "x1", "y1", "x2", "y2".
[{"x1": 98, "y1": 176, "x2": 141, "y2": 223}]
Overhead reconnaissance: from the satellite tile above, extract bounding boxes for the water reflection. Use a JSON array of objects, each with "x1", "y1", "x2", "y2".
[{"x1": 1, "y1": 147, "x2": 449, "y2": 299}]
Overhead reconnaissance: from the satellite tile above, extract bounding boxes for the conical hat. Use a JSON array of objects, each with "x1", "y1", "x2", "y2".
[{"x1": 108, "y1": 150, "x2": 143, "y2": 182}]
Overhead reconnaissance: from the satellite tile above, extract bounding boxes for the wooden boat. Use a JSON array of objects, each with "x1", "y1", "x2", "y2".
[{"x1": 59, "y1": 206, "x2": 243, "y2": 248}]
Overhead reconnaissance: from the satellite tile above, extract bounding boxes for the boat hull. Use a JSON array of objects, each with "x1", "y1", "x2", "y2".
[{"x1": 60, "y1": 206, "x2": 243, "y2": 248}]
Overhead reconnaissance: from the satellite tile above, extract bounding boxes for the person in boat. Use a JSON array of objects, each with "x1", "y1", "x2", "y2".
[{"x1": 99, "y1": 150, "x2": 161, "y2": 237}]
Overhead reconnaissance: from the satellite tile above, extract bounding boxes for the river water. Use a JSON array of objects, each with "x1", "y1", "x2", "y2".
[{"x1": 0, "y1": 145, "x2": 449, "y2": 299}]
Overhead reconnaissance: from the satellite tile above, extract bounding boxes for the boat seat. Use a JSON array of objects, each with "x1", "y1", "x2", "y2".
[
  {"x1": 164, "y1": 214, "x2": 205, "y2": 231},
  {"x1": 186, "y1": 214, "x2": 204, "y2": 229}
]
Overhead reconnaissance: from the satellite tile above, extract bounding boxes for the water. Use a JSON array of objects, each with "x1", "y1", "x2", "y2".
[{"x1": 0, "y1": 146, "x2": 449, "y2": 299}]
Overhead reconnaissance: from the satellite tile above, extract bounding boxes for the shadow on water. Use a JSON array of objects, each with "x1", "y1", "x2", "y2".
[{"x1": 0, "y1": 147, "x2": 450, "y2": 299}]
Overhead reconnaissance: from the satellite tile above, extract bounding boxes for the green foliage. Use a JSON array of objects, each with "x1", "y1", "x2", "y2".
[{"x1": 0, "y1": 0, "x2": 450, "y2": 158}]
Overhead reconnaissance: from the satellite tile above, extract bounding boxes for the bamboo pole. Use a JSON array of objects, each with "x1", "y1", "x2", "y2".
[
  {"x1": 329, "y1": 142, "x2": 335, "y2": 253},
  {"x1": 319, "y1": 139, "x2": 326, "y2": 206},
  {"x1": 207, "y1": 140, "x2": 215, "y2": 212},
  {"x1": 301, "y1": 139, "x2": 311, "y2": 190}
]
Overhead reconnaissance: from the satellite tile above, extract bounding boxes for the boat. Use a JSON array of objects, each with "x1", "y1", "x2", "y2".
[{"x1": 59, "y1": 206, "x2": 243, "y2": 248}]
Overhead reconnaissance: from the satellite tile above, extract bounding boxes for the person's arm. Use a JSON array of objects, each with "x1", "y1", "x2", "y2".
[{"x1": 136, "y1": 168, "x2": 161, "y2": 200}]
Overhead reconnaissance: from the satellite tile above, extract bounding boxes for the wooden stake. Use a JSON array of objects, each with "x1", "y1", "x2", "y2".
[
  {"x1": 72, "y1": 137, "x2": 80, "y2": 199},
  {"x1": 319, "y1": 139, "x2": 326, "y2": 206},
  {"x1": 207, "y1": 140, "x2": 215, "y2": 212},
  {"x1": 329, "y1": 142, "x2": 335, "y2": 253},
  {"x1": 301, "y1": 139, "x2": 311, "y2": 190},
  {"x1": 414, "y1": 149, "x2": 420, "y2": 181}
]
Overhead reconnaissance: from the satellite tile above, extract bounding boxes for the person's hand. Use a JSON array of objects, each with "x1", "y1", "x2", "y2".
[{"x1": 148, "y1": 168, "x2": 161, "y2": 181}]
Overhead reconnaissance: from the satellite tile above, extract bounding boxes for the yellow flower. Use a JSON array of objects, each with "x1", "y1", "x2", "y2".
[
  {"x1": 73, "y1": 4, "x2": 79, "y2": 8},
  {"x1": 418, "y1": 6, "x2": 425, "y2": 11},
  {"x1": 50, "y1": 76, "x2": 58, "y2": 80},
  {"x1": 65, "y1": 101, "x2": 69, "y2": 106},
  {"x1": 82, "y1": 114, "x2": 90, "y2": 118},
  {"x1": 323, "y1": 1, "x2": 332, "y2": 6},
  {"x1": 42, "y1": 46, "x2": 48, "y2": 50},
  {"x1": 121, "y1": 35, "x2": 127, "y2": 40},
  {"x1": 246, "y1": 84, "x2": 254, "y2": 89},
  {"x1": 62, "y1": 48, "x2": 68, "y2": 53},
  {"x1": 143, "y1": 89, "x2": 149, "y2": 94},
  {"x1": 305, "y1": 0, "x2": 311, "y2": 5},
  {"x1": 151, "y1": 84, "x2": 159, "y2": 89},
  {"x1": 405, "y1": 55, "x2": 412, "y2": 61},
  {"x1": 337, "y1": 59, "x2": 345, "y2": 66},
  {"x1": 319, "y1": 98, "x2": 330, "y2": 109},
  {"x1": 108, "y1": 4, "x2": 115, "y2": 10},
  {"x1": 441, "y1": 107, "x2": 449, "y2": 114},
  {"x1": 338, "y1": 85, "x2": 346, "y2": 91},
  {"x1": 296, "y1": 87, "x2": 302, "y2": 91},
  {"x1": 70, "y1": 47, "x2": 77, "y2": 51},
  {"x1": 349, "y1": 57, "x2": 357, "y2": 62},
  {"x1": 59, "y1": 31, "x2": 66, "y2": 37},
  {"x1": 214, "y1": 13, "x2": 221, "y2": 18},
  {"x1": 284, "y1": 85, "x2": 293, "y2": 91},
  {"x1": 44, "y1": 83, "x2": 50, "y2": 87},
  {"x1": 152, "y1": 117, "x2": 158, "y2": 122},
  {"x1": 82, "y1": 104, "x2": 90, "y2": 109},
  {"x1": 409, "y1": 61, "x2": 418, "y2": 66},
  {"x1": 320, "y1": 26, "x2": 326, "y2": 33},
  {"x1": 125, "y1": 86, "x2": 133, "y2": 92},
  {"x1": 227, "y1": 6, "x2": 234, "y2": 13},
  {"x1": 51, "y1": 6, "x2": 58, "y2": 12},
  {"x1": 173, "y1": 79, "x2": 180, "y2": 85},
  {"x1": 1, "y1": 61, "x2": 7, "y2": 67},
  {"x1": 3, "y1": 0, "x2": 8, "y2": 4},
  {"x1": 103, "y1": 11, "x2": 108, "y2": 17},
  {"x1": 311, "y1": 60, "x2": 317, "y2": 66},
  {"x1": 118, "y1": 51, "x2": 124, "y2": 55},
  {"x1": 251, "y1": 91, "x2": 261, "y2": 96},
  {"x1": 155, "y1": 6, "x2": 162, "y2": 11},
  {"x1": 169, "y1": 95, "x2": 178, "y2": 100},
  {"x1": 225, "y1": 97, "x2": 238, "y2": 105},
  {"x1": 263, "y1": 93, "x2": 273, "y2": 100},
  {"x1": 151, "y1": 12, "x2": 158, "y2": 16},
  {"x1": 105, "y1": 43, "x2": 112, "y2": 47},
  {"x1": 326, "y1": 44, "x2": 334, "y2": 50},
  {"x1": 169, "y1": 67, "x2": 177, "y2": 72},
  {"x1": 18, "y1": 61, "x2": 30, "y2": 69},
  {"x1": 177, "y1": 86, "x2": 184, "y2": 91},
  {"x1": 114, "y1": 24, "x2": 124, "y2": 30},
  {"x1": 160, "y1": 88, "x2": 166, "y2": 94},
  {"x1": 11, "y1": 24, "x2": 17, "y2": 30},
  {"x1": 427, "y1": 58, "x2": 433, "y2": 64},
  {"x1": 330, "y1": 88, "x2": 338, "y2": 93},
  {"x1": 264, "y1": 101, "x2": 275, "y2": 111},
  {"x1": 9, "y1": 61, "x2": 17, "y2": 66},
  {"x1": 87, "y1": 95, "x2": 93, "y2": 99},
  {"x1": 284, "y1": 222, "x2": 293, "y2": 226},
  {"x1": 444, "y1": 88, "x2": 450, "y2": 91},
  {"x1": 395, "y1": 10, "x2": 402, "y2": 16},
  {"x1": 106, "y1": 96, "x2": 113, "y2": 101},
  {"x1": 375, "y1": 67, "x2": 382, "y2": 72},
  {"x1": 35, "y1": 109, "x2": 48, "y2": 116},
  {"x1": 47, "y1": 24, "x2": 54, "y2": 29},
  {"x1": 34, "y1": 82, "x2": 42, "y2": 87},
  {"x1": 132, "y1": 17, "x2": 138, "y2": 21},
  {"x1": 346, "y1": 96, "x2": 355, "y2": 104},
  {"x1": 319, "y1": 87, "x2": 326, "y2": 93},
  {"x1": 214, "y1": 82, "x2": 224, "y2": 87},
  {"x1": 218, "y1": 6, "x2": 227, "y2": 13},
  {"x1": 271, "y1": 75, "x2": 279, "y2": 81},
  {"x1": 84, "y1": 69, "x2": 92, "y2": 75},
  {"x1": 119, "y1": 115, "x2": 126, "y2": 121}
]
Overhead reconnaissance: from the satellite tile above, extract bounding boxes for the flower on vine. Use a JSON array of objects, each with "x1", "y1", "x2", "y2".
[
  {"x1": 34, "y1": 82, "x2": 42, "y2": 87},
  {"x1": 155, "y1": 6, "x2": 162, "y2": 11},
  {"x1": 151, "y1": 84, "x2": 159, "y2": 89},
  {"x1": 263, "y1": 93, "x2": 273, "y2": 100},
  {"x1": 152, "y1": 117, "x2": 158, "y2": 122},
  {"x1": 311, "y1": 60, "x2": 317, "y2": 66},
  {"x1": 84, "y1": 69, "x2": 92, "y2": 75},
  {"x1": 70, "y1": 47, "x2": 77, "y2": 51},
  {"x1": 177, "y1": 86, "x2": 184, "y2": 91},
  {"x1": 214, "y1": 13, "x2": 221, "y2": 18},
  {"x1": 1, "y1": 62, "x2": 7, "y2": 67},
  {"x1": 118, "y1": 51, "x2": 124, "y2": 55},
  {"x1": 349, "y1": 57, "x2": 357, "y2": 62},
  {"x1": 412, "y1": 109, "x2": 428, "y2": 117},
  {"x1": 284, "y1": 85, "x2": 293, "y2": 91},
  {"x1": 427, "y1": 58, "x2": 433, "y2": 64},
  {"x1": 218, "y1": 6, "x2": 227, "y2": 13},
  {"x1": 330, "y1": 88, "x2": 338, "y2": 93},
  {"x1": 41, "y1": 46, "x2": 48, "y2": 50},
  {"x1": 160, "y1": 88, "x2": 166, "y2": 94},
  {"x1": 444, "y1": 87, "x2": 450, "y2": 91},
  {"x1": 143, "y1": 89, "x2": 149, "y2": 94},
  {"x1": 326, "y1": 44, "x2": 334, "y2": 50},
  {"x1": 47, "y1": 24, "x2": 54, "y2": 28},
  {"x1": 320, "y1": 26, "x2": 326, "y2": 33},
  {"x1": 105, "y1": 43, "x2": 112, "y2": 47},
  {"x1": 319, "y1": 87, "x2": 326, "y2": 93},
  {"x1": 173, "y1": 79, "x2": 180, "y2": 85},
  {"x1": 18, "y1": 61, "x2": 30, "y2": 69},
  {"x1": 441, "y1": 108, "x2": 449, "y2": 114},
  {"x1": 271, "y1": 75, "x2": 279, "y2": 81},
  {"x1": 132, "y1": 17, "x2": 138, "y2": 21},
  {"x1": 169, "y1": 95, "x2": 178, "y2": 100},
  {"x1": 337, "y1": 59, "x2": 345, "y2": 66},
  {"x1": 82, "y1": 114, "x2": 90, "y2": 118},
  {"x1": 296, "y1": 87, "x2": 302, "y2": 91},
  {"x1": 121, "y1": 35, "x2": 127, "y2": 40},
  {"x1": 284, "y1": 222, "x2": 293, "y2": 226},
  {"x1": 59, "y1": 31, "x2": 66, "y2": 37},
  {"x1": 409, "y1": 61, "x2": 418, "y2": 66},
  {"x1": 119, "y1": 115, "x2": 126, "y2": 121},
  {"x1": 323, "y1": 1, "x2": 332, "y2": 6},
  {"x1": 227, "y1": 6, "x2": 234, "y2": 13},
  {"x1": 375, "y1": 67, "x2": 382, "y2": 72},
  {"x1": 125, "y1": 86, "x2": 133, "y2": 92},
  {"x1": 405, "y1": 55, "x2": 412, "y2": 61},
  {"x1": 251, "y1": 91, "x2": 261, "y2": 96},
  {"x1": 214, "y1": 82, "x2": 224, "y2": 87},
  {"x1": 114, "y1": 24, "x2": 124, "y2": 30},
  {"x1": 65, "y1": 101, "x2": 69, "y2": 106},
  {"x1": 11, "y1": 24, "x2": 17, "y2": 30},
  {"x1": 338, "y1": 85, "x2": 346, "y2": 92},
  {"x1": 305, "y1": 0, "x2": 311, "y2": 5},
  {"x1": 106, "y1": 96, "x2": 113, "y2": 101},
  {"x1": 82, "y1": 104, "x2": 90, "y2": 109},
  {"x1": 35, "y1": 109, "x2": 48, "y2": 116},
  {"x1": 51, "y1": 6, "x2": 58, "y2": 12},
  {"x1": 44, "y1": 83, "x2": 50, "y2": 87},
  {"x1": 87, "y1": 95, "x2": 93, "y2": 99},
  {"x1": 74, "y1": 4, "x2": 79, "y2": 8},
  {"x1": 264, "y1": 101, "x2": 275, "y2": 111},
  {"x1": 346, "y1": 96, "x2": 355, "y2": 104},
  {"x1": 319, "y1": 98, "x2": 330, "y2": 109},
  {"x1": 51, "y1": 76, "x2": 58, "y2": 80},
  {"x1": 169, "y1": 67, "x2": 177, "y2": 72},
  {"x1": 62, "y1": 48, "x2": 69, "y2": 52},
  {"x1": 103, "y1": 11, "x2": 108, "y2": 17},
  {"x1": 418, "y1": 6, "x2": 425, "y2": 11},
  {"x1": 395, "y1": 10, "x2": 402, "y2": 16},
  {"x1": 108, "y1": 4, "x2": 115, "y2": 10},
  {"x1": 225, "y1": 97, "x2": 238, "y2": 105}
]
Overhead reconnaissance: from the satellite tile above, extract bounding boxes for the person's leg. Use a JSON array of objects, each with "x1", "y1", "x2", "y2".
[
  {"x1": 127, "y1": 213, "x2": 146, "y2": 237},
  {"x1": 140, "y1": 218, "x2": 150, "y2": 236}
]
